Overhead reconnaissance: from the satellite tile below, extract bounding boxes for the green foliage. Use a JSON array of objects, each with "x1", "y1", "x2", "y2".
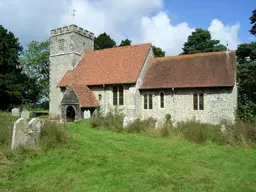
[
  {"x1": 119, "y1": 39, "x2": 131, "y2": 46},
  {"x1": 236, "y1": 13, "x2": 256, "y2": 122},
  {"x1": 249, "y1": 9, "x2": 256, "y2": 35},
  {"x1": 40, "y1": 121, "x2": 68, "y2": 151},
  {"x1": 181, "y1": 28, "x2": 227, "y2": 55},
  {"x1": 91, "y1": 109, "x2": 124, "y2": 132},
  {"x1": 152, "y1": 45, "x2": 165, "y2": 57},
  {"x1": 94, "y1": 32, "x2": 116, "y2": 50},
  {"x1": 0, "y1": 112, "x2": 17, "y2": 149},
  {"x1": 0, "y1": 25, "x2": 40, "y2": 110},
  {"x1": 20, "y1": 40, "x2": 50, "y2": 100},
  {"x1": 126, "y1": 118, "x2": 156, "y2": 133},
  {"x1": 236, "y1": 42, "x2": 256, "y2": 64}
]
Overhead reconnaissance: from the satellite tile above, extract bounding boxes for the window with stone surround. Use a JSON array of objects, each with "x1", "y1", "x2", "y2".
[
  {"x1": 58, "y1": 39, "x2": 65, "y2": 51},
  {"x1": 143, "y1": 94, "x2": 153, "y2": 109},
  {"x1": 160, "y1": 92, "x2": 164, "y2": 108},
  {"x1": 98, "y1": 94, "x2": 102, "y2": 101},
  {"x1": 113, "y1": 86, "x2": 124, "y2": 106},
  {"x1": 144, "y1": 95, "x2": 147, "y2": 109},
  {"x1": 193, "y1": 93, "x2": 204, "y2": 110}
]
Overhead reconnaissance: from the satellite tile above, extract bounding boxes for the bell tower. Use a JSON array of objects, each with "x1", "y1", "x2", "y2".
[{"x1": 49, "y1": 24, "x2": 94, "y2": 118}]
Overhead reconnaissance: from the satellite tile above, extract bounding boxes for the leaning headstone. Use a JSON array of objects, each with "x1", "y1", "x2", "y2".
[
  {"x1": 21, "y1": 109, "x2": 30, "y2": 120},
  {"x1": 27, "y1": 118, "x2": 43, "y2": 148},
  {"x1": 84, "y1": 110, "x2": 91, "y2": 119},
  {"x1": 123, "y1": 116, "x2": 135, "y2": 128},
  {"x1": 11, "y1": 108, "x2": 20, "y2": 117},
  {"x1": 92, "y1": 108, "x2": 99, "y2": 122},
  {"x1": 11, "y1": 118, "x2": 29, "y2": 150}
]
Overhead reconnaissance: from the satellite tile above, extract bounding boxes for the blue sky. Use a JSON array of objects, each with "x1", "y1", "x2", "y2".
[
  {"x1": 0, "y1": 0, "x2": 255, "y2": 55},
  {"x1": 164, "y1": 0, "x2": 255, "y2": 43}
]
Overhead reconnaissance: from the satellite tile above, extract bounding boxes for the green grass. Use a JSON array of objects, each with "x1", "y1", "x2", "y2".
[{"x1": 1, "y1": 119, "x2": 256, "y2": 192}]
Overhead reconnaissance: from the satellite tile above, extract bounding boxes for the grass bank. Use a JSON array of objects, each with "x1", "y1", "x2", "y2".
[{"x1": 1, "y1": 118, "x2": 256, "y2": 191}]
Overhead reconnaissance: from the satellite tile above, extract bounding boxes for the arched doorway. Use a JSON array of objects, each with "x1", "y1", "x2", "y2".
[{"x1": 66, "y1": 106, "x2": 76, "y2": 122}]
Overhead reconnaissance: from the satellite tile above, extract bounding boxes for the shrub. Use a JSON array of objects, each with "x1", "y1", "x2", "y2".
[
  {"x1": 40, "y1": 121, "x2": 68, "y2": 150},
  {"x1": 91, "y1": 108, "x2": 124, "y2": 132},
  {"x1": 126, "y1": 118, "x2": 156, "y2": 133},
  {"x1": 176, "y1": 120, "x2": 220, "y2": 144}
]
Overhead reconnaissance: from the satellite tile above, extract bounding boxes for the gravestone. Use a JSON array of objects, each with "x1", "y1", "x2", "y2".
[
  {"x1": 11, "y1": 108, "x2": 20, "y2": 117},
  {"x1": 31, "y1": 111, "x2": 37, "y2": 117},
  {"x1": 11, "y1": 118, "x2": 29, "y2": 150},
  {"x1": 123, "y1": 116, "x2": 135, "y2": 128},
  {"x1": 21, "y1": 109, "x2": 30, "y2": 120},
  {"x1": 84, "y1": 110, "x2": 91, "y2": 119},
  {"x1": 92, "y1": 108, "x2": 99, "y2": 122},
  {"x1": 27, "y1": 118, "x2": 43, "y2": 148},
  {"x1": 11, "y1": 118, "x2": 43, "y2": 150}
]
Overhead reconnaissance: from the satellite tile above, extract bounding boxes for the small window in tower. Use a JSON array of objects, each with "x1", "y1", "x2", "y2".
[
  {"x1": 98, "y1": 94, "x2": 102, "y2": 101},
  {"x1": 58, "y1": 39, "x2": 65, "y2": 51}
]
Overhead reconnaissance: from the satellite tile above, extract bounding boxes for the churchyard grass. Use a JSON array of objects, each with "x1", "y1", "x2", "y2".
[{"x1": 0, "y1": 113, "x2": 256, "y2": 191}]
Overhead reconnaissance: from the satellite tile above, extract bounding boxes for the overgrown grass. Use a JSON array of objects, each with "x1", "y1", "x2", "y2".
[
  {"x1": 92, "y1": 112, "x2": 256, "y2": 148},
  {"x1": 1, "y1": 119, "x2": 256, "y2": 191}
]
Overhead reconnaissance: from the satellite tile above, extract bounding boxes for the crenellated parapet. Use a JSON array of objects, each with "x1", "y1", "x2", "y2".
[{"x1": 51, "y1": 24, "x2": 94, "y2": 39}]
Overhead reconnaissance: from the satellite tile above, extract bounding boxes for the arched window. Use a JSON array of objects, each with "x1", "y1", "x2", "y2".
[
  {"x1": 160, "y1": 92, "x2": 164, "y2": 108},
  {"x1": 98, "y1": 94, "x2": 102, "y2": 101},
  {"x1": 149, "y1": 94, "x2": 153, "y2": 109},
  {"x1": 144, "y1": 94, "x2": 147, "y2": 109}
]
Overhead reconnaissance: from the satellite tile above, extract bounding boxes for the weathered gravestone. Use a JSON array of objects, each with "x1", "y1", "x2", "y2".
[
  {"x1": 11, "y1": 118, "x2": 43, "y2": 150},
  {"x1": 84, "y1": 110, "x2": 91, "y2": 119},
  {"x1": 27, "y1": 118, "x2": 44, "y2": 148},
  {"x1": 11, "y1": 108, "x2": 20, "y2": 117},
  {"x1": 21, "y1": 109, "x2": 30, "y2": 120},
  {"x1": 123, "y1": 116, "x2": 135, "y2": 128},
  {"x1": 11, "y1": 118, "x2": 29, "y2": 150}
]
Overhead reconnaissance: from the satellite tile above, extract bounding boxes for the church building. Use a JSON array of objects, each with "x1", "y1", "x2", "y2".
[{"x1": 49, "y1": 24, "x2": 237, "y2": 124}]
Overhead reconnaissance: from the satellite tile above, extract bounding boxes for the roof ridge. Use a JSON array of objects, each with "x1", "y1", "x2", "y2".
[
  {"x1": 90, "y1": 42, "x2": 152, "y2": 53},
  {"x1": 152, "y1": 50, "x2": 236, "y2": 61}
]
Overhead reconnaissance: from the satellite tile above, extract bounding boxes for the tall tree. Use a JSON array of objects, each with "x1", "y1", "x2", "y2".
[
  {"x1": 181, "y1": 28, "x2": 227, "y2": 55},
  {"x1": 119, "y1": 39, "x2": 132, "y2": 46},
  {"x1": 249, "y1": 9, "x2": 256, "y2": 35},
  {"x1": 153, "y1": 45, "x2": 165, "y2": 57},
  {"x1": 20, "y1": 40, "x2": 50, "y2": 100},
  {"x1": 0, "y1": 25, "x2": 39, "y2": 110},
  {"x1": 236, "y1": 9, "x2": 256, "y2": 122},
  {"x1": 94, "y1": 33, "x2": 116, "y2": 50}
]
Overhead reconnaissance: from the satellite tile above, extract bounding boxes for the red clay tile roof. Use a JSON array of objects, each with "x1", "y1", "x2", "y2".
[
  {"x1": 140, "y1": 51, "x2": 236, "y2": 89},
  {"x1": 57, "y1": 43, "x2": 151, "y2": 87},
  {"x1": 72, "y1": 84, "x2": 99, "y2": 108}
]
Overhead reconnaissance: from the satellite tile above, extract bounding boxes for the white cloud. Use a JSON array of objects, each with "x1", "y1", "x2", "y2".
[
  {"x1": 0, "y1": 0, "x2": 240, "y2": 55},
  {"x1": 208, "y1": 19, "x2": 240, "y2": 50}
]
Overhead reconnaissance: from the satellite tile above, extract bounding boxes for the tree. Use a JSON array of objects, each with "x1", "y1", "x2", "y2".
[
  {"x1": 0, "y1": 25, "x2": 39, "y2": 110},
  {"x1": 153, "y1": 45, "x2": 165, "y2": 57},
  {"x1": 94, "y1": 33, "x2": 116, "y2": 50},
  {"x1": 236, "y1": 9, "x2": 256, "y2": 122},
  {"x1": 20, "y1": 40, "x2": 50, "y2": 100},
  {"x1": 119, "y1": 39, "x2": 132, "y2": 46},
  {"x1": 181, "y1": 28, "x2": 227, "y2": 55},
  {"x1": 249, "y1": 9, "x2": 256, "y2": 36}
]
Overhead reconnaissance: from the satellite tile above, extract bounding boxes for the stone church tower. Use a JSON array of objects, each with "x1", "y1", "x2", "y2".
[{"x1": 49, "y1": 24, "x2": 94, "y2": 118}]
